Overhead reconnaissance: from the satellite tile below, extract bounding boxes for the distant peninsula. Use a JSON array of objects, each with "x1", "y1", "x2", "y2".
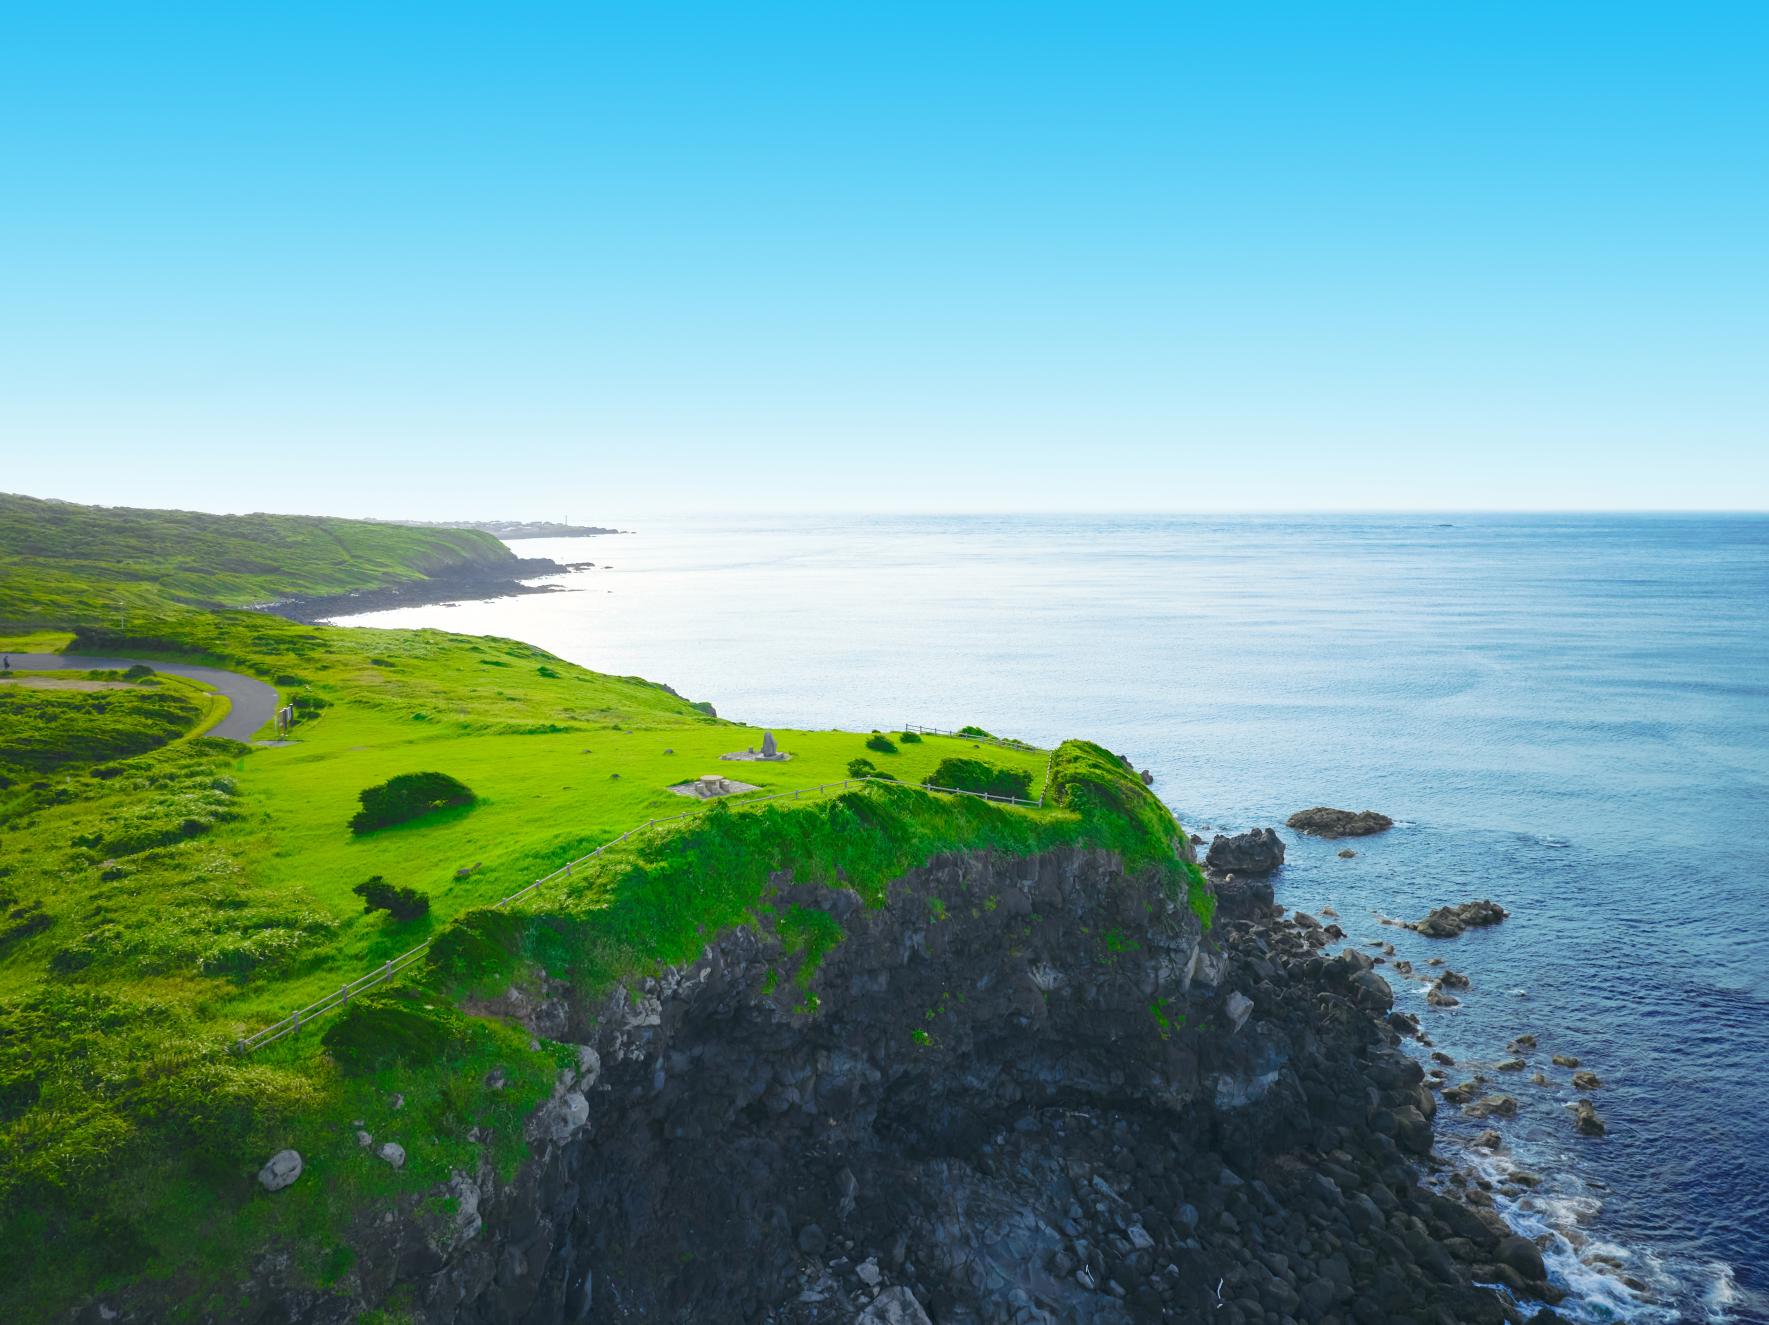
[{"x1": 390, "y1": 518, "x2": 629, "y2": 539}]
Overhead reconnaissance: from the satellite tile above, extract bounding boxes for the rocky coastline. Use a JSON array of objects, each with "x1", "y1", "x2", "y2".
[
  {"x1": 88, "y1": 841, "x2": 1579, "y2": 1324},
  {"x1": 265, "y1": 555, "x2": 584, "y2": 624}
]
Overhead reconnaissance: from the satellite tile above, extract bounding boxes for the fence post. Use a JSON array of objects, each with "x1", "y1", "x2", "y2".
[
  {"x1": 291, "y1": 1008, "x2": 300, "y2": 1032},
  {"x1": 383, "y1": 960, "x2": 392, "y2": 982},
  {"x1": 341, "y1": 983, "x2": 350, "y2": 1005}
]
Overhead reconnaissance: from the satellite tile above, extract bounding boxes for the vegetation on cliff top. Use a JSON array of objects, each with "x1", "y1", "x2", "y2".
[{"x1": 0, "y1": 496, "x2": 1197, "y2": 1321}]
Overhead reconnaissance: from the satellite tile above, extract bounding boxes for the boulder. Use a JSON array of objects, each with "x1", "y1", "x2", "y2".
[
  {"x1": 1392, "y1": 1104, "x2": 1433, "y2": 1156},
  {"x1": 1572, "y1": 1070, "x2": 1602, "y2": 1090},
  {"x1": 1496, "y1": 1234, "x2": 1547, "y2": 1284},
  {"x1": 377, "y1": 1141, "x2": 406, "y2": 1168},
  {"x1": 1224, "y1": 991, "x2": 1254, "y2": 1034},
  {"x1": 548, "y1": 1091, "x2": 591, "y2": 1143},
  {"x1": 1286, "y1": 807, "x2": 1394, "y2": 839},
  {"x1": 857, "y1": 1287, "x2": 933, "y2": 1325},
  {"x1": 1463, "y1": 1094, "x2": 1518, "y2": 1120},
  {"x1": 1350, "y1": 969, "x2": 1394, "y2": 1013},
  {"x1": 1211, "y1": 873, "x2": 1275, "y2": 922},
  {"x1": 256, "y1": 1148, "x2": 302, "y2": 1193},
  {"x1": 1406, "y1": 900, "x2": 1509, "y2": 938},
  {"x1": 1570, "y1": 1100, "x2": 1606, "y2": 1136},
  {"x1": 1551, "y1": 1054, "x2": 1580, "y2": 1068},
  {"x1": 1205, "y1": 828, "x2": 1286, "y2": 875}
]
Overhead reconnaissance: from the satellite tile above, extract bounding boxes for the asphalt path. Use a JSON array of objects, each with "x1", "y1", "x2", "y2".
[{"x1": 0, "y1": 653, "x2": 278, "y2": 742}]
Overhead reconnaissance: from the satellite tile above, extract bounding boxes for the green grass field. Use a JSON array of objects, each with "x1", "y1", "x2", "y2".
[{"x1": 0, "y1": 496, "x2": 1203, "y2": 1320}]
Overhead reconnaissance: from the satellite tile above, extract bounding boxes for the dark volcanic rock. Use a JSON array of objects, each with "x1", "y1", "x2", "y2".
[
  {"x1": 90, "y1": 847, "x2": 1521, "y2": 1325},
  {"x1": 1204, "y1": 826, "x2": 1286, "y2": 874},
  {"x1": 1209, "y1": 873, "x2": 1274, "y2": 922},
  {"x1": 1406, "y1": 899, "x2": 1509, "y2": 938},
  {"x1": 1286, "y1": 807, "x2": 1395, "y2": 839}
]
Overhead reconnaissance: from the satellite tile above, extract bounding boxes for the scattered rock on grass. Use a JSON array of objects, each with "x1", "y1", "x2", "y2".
[{"x1": 256, "y1": 1148, "x2": 302, "y2": 1192}]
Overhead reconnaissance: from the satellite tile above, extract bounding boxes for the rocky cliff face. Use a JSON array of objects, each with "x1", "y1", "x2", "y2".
[{"x1": 110, "y1": 845, "x2": 1543, "y2": 1324}]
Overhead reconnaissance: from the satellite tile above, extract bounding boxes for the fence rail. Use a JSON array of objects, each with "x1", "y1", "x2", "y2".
[
  {"x1": 902, "y1": 722, "x2": 1042, "y2": 754},
  {"x1": 234, "y1": 733, "x2": 1059, "y2": 1054}
]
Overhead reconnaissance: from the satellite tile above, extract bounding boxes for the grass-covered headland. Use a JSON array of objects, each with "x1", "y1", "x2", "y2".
[{"x1": 0, "y1": 493, "x2": 1205, "y2": 1320}]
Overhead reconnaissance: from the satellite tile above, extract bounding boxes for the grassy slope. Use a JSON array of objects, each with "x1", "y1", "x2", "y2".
[
  {"x1": 0, "y1": 497, "x2": 1200, "y2": 1321},
  {"x1": 0, "y1": 671, "x2": 226, "y2": 778},
  {"x1": 0, "y1": 491, "x2": 524, "y2": 622}
]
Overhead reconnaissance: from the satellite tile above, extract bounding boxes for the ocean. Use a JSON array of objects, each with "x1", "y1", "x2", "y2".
[{"x1": 332, "y1": 513, "x2": 1769, "y2": 1323}]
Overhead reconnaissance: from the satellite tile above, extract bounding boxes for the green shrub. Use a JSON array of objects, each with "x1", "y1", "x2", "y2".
[
  {"x1": 864, "y1": 733, "x2": 897, "y2": 754},
  {"x1": 898, "y1": 730, "x2": 922, "y2": 743},
  {"x1": 958, "y1": 725, "x2": 994, "y2": 738},
  {"x1": 925, "y1": 757, "x2": 1033, "y2": 801},
  {"x1": 426, "y1": 907, "x2": 525, "y2": 985},
  {"x1": 349, "y1": 771, "x2": 476, "y2": 834},
  {"x1": 321, "y1": 987, "x2": 462, "y2": 1075},
  {"x1": 122, "y1": 664, "x2": 154, "y2": 680},
  {"x1": 846, "y1": 757, "x2": 876, "y2": 778},
  {"x1": 351, "y1": 876, "x2": 430, "y2": 921}
]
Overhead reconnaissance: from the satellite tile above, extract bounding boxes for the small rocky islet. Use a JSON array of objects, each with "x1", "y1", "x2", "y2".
[{"x1": 1284, "y1": 807, "x2": 1396, "y2": 839}]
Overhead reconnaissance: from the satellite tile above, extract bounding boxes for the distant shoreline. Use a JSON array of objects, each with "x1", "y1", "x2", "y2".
[
  {"x1": 387, "y1": 519, "x2": 632, "y2": 540},
  {"x1": 264, "y1": 555, "x2": 586, "y2": 624}
]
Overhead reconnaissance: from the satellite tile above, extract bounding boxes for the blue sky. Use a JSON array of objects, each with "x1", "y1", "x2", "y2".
[{"x1": 1, "y1": 3, "x2": 1764, "y2": 516}]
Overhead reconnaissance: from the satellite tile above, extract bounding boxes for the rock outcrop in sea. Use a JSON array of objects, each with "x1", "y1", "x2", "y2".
[
  {"x1": 1204, "y1": 827, "x2": 1286, "y2": 874},
  {"x1": 100, "y1": 846, "x2": 1560, "y2": 1323},
  {"x1": 1284, "y1": 807, "x2": 1394, "y2": 838},
  {"x1": 1405, "y1": 900, "x2": 1509, "y2": 938}
]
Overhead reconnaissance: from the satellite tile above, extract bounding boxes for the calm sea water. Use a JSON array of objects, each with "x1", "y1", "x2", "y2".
[{"x1": 335, "y1": 513, "x2": 1769, "y2": 1323}]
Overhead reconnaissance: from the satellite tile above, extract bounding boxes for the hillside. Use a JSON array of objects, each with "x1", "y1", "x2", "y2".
[
  {"x1": 0, "y1": 494, "x2": 1107, "y2": 1320},
  {"x1": 0, "y1": 492, "x2": 535, "y2": 625}
]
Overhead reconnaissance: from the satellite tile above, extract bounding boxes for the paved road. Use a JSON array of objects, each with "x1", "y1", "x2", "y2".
[{"x1": 0, "y1": 654, "x2": 278, "y2": 742}]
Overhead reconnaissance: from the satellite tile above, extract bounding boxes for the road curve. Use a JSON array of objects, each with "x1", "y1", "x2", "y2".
[{"x1": 0, "y1": 654, "x2": 279, "y2": 742}]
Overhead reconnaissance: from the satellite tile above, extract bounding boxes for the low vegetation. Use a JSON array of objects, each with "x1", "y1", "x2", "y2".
[
  {"x1": 349, "y1": 772, "x2": 477, "y2": 834},
  {"x1": 926, "y1": 756, "x2": 1034, "y2": 801},
  {"x1": 0, "y1": 673, "x2": 210, "y2": 781},
  {"x1": 351, "y1": 877, "x2": 431, "y2": 921}
]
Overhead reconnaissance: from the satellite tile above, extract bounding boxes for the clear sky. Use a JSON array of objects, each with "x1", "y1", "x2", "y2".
[{"x1": 2, "y1": 3, "x2": 1765, "y2": 518}]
